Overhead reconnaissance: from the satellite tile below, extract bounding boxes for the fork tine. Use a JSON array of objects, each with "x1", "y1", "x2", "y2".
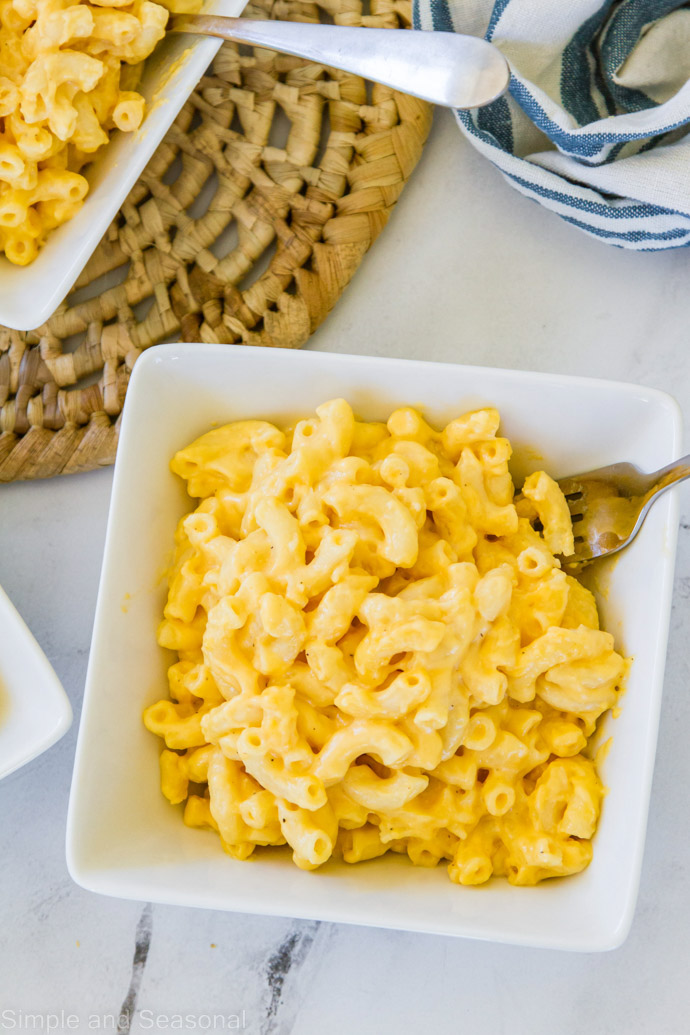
[
  {"x1": 562, "y1": 490, "x2": 585, "y2": 520},
  {"x1": 555, "y1": 475, "x2": 582, "y2": 492},
  {"x1": 561, "y1": 526, "x2": 597, "y2": 569},
  {"x1": 560, "y1": 551, "x2": 589, "y2": 573},
  {"x1": 554, "y1": 478, "x2": 596, "y2": 567}
]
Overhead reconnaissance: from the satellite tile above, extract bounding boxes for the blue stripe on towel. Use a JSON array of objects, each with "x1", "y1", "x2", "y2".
[
  {"x1": 430, "y1": 0, "x2": 454, "y2": 33},
  {"x1": 501, "y1": 170, "x2": 688, "y2": 221},
  {"x1": 558, "y1": 215, "x2": 690, "y2": 242},
  {"x1": 560, "y1": 1, "x2": 616, "y2": 125},
  {"x1": 486, "y1": 0, "x2": 513, "y2": 40},
  {"x1": 476, "y1": 97, "x2": 515, "y2": 154},
  {"x1": 600, "y1": 0, "x2": 682, "y2": 112}
]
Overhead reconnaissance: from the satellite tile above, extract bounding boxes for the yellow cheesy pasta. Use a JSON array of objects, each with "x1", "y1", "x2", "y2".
[
  {"x1": 0, "y1": 0, "x2": 200, "y2": 265},
  {"x1": 144, "y1": 400, "x2": 628, "y2": 886}
]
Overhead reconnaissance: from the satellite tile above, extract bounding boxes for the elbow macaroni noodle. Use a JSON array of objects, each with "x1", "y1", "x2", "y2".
[
  {"x1": 0, "y1": 0, "x2": 200, "y2": 265},
  {"x1": 144, "y1": 401, "x2": 628, "y2": 886}
]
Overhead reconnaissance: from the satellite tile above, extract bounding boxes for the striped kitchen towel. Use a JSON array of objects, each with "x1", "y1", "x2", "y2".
[{"x1": 413, "y1": 0, "x2": 690, "y2": 249}]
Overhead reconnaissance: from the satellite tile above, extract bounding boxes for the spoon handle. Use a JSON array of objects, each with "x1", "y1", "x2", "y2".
[{"x1": 170, "y1": 16, "x2": 510, "y2": 110}]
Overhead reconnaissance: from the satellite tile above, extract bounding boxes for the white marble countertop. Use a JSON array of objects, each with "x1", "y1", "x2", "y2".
[{"x1": 2, "y1": 107, "x2": 690, "y2": 1034}]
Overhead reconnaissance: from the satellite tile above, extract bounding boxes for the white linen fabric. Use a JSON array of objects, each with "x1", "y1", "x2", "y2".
[{"x1": 413, "y1": 0, "x2": 690, "y2": 249}]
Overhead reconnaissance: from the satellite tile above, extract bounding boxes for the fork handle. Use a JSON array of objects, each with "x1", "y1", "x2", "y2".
[
  {"x1": 649, "y1": 455, "x2": 690, "y2": 497},
  {"x1": 622, "y1": 455, "x2": 690, "y2": 556}
]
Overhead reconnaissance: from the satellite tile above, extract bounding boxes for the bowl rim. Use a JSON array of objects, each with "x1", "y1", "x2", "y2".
[{"x1": 0, "y1": 583, "x2": 72, "y2": 780}]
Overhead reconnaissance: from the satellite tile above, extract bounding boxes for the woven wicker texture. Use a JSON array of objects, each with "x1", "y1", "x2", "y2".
[{"x1": 0, "y1": 0, "x2": 432, "y2": 483}]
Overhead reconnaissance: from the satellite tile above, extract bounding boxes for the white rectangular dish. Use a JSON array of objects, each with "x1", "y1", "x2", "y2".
[
  {"x1": 67, "y1": 343, "x2": 681, "y2": 951},
  {"x1": 0, "y1": 583, "x2": 72, "y2": 779},
  {"x1": 0, "y1": 0, "x2": 243, "y2": 333}
]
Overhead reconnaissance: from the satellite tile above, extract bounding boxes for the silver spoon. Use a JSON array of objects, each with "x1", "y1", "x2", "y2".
[{"x1": 170, "y1": 16, "x2": 511, "y2": 110}]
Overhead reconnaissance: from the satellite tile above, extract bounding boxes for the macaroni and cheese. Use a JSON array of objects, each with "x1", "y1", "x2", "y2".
[
  {"x1": 144, "y1": 400, "x2": 627, "y2": 886},
  {"x1": 0, "y1": 0, "x2": 199, "y2": 265}
]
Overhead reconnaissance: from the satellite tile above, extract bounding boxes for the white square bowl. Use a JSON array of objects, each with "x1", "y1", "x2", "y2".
[
  {"x1": 0, "y1": 0, "x2": 242, "y2": 332},
  {"x1": 0, "y1": 583, "x2": 72, "y2": 779},
  {"x1": 67, "y1": 343, "x2": 681, "y2": 951}
]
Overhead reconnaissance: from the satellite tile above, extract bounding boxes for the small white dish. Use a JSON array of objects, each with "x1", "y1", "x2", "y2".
[
  {"x1": 0, "y1": 583, "x2": 72, "y2": 779},
  {"x1": 0, "y1": 0, "x2": 243, "y2": 332},
  {"x1": 67, "y1": 344, "x2": 681, "y2": 951}
]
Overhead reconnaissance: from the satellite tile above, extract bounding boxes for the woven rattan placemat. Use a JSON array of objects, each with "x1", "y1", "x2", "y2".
[{"x1": 0, "y1": 0, "x2": 432, "y2": 482}]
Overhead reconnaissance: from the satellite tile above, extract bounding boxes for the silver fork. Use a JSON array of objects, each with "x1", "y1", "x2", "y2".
[{"x1": 547, "y1": 457, "x2": 690, "y2": 571}]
